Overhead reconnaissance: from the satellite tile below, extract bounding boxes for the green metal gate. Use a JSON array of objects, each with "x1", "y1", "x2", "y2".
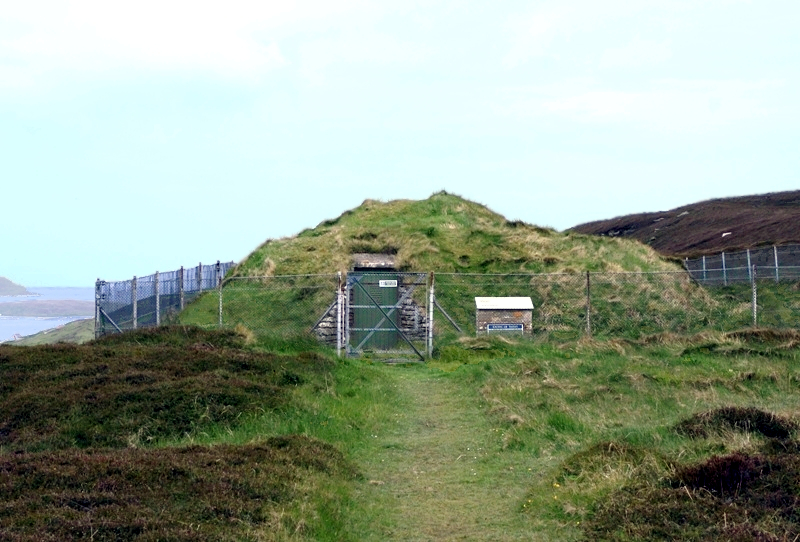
[
  {"x1": 352, "y1": 272, "x2": 399, "y2": 349},
  {"x1": 346, "y1": 272, "x2": 430, "y2": 360}
]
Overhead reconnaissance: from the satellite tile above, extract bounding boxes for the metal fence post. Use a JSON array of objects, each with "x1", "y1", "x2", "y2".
[
  {"x1": 428, "y1": 272, "x2": 435, "y2": 359},
  {"x1": 218, "y1": 270, "x2": 223, "y2": 328},
  {"x1": 179, "y1": 266, "x2": 185, "y2": 310},
  {"x1": 752, "y1": 265, "x2": 758, "y2": 327},
  {"x1": 95, "y1": 279, "x2": 101, "y2": 339},
  {"x1": 702, "y1": 255, "x2": 707, "y2": 283},
  {"x1": 132, "y1": 276, "x2": 138, "y2": 330},
  {"x1": 197, "y1": 263, "x2": 202, "y2": 292},
  {"x1": 336, "y1": 272, "x2": 343, "y2": 357},
  {"x1": 722, "y1": 252, "x2": 727, "y2": 286},
  {"x1": 585, "y1": 271, "x2": 592, "y2": 337},
  {"x1": 747, "y1": 249, "x2": 752, "y2": 283},
  {"x1": 774, "y1": 246, "x2": 780, "y2": 283},
  {"x1": 155, "y1": 271, "x2": 160, "y2": 327},
  {"x1": 344, "y1": 277, "x2": 351, "y2": 356}
]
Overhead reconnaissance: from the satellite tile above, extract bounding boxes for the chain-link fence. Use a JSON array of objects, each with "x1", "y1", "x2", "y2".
[
  {"x1": 685, "y1": 244, "x2": 800, "y2": 285},
  {"x1": 100, "y1": 267, "x2": 800, "y2": 350},
  {"x1": 96, "y1": 261, "x2": 235, "y2": 337},
  {"x1": 434, "y1": 271, "x2": 800, "y2": 340}
]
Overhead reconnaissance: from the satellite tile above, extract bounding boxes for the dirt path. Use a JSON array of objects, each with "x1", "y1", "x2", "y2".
[{"x1": 353, "y1": 367, "x2": 538, "y2": 541}]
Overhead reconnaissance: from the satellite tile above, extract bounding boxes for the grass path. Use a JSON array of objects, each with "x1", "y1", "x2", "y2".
[{"x1": 349, "y1": 365, "x2": 549, "y2": 541}]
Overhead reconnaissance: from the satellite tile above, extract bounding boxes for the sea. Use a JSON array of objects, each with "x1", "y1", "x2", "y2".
[{"x1": 0, "y1": 287, "x2": 95, "y2": 343}]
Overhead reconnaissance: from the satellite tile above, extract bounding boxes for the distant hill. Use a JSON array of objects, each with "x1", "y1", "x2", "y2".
[
  {"x1": 569, "y1": 190, "x2": 800, "y2": 257},
  {"x1": 11, "y1": 318, "x2": 94, "y2": 346},
  {"x1": 0, "y1": 277, "x2": 32, "y2": 296},
  {"x1": 0, "y1": 300, "x2": 94, "y2": 317}
]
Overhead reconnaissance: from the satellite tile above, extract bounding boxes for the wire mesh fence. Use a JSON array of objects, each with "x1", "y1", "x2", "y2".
[
  {"x1": 685, "y1": 244, "x2": 800, "y2": 285},
  {"x1": 435, "y1": 271, "x2": 800, "y2": 340},
  {"x1": 96, "y1": 261, "x2": 235, "y2": 337},
  {"x1": 99, "y1": 266, "x2": 800, "y2": 349},
  {"x1": 218, "y1": 274, "x2": 341, "y2": 342}
]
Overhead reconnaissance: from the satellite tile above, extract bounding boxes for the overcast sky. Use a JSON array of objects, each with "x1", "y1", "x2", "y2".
[{"x1": 2, "y1": 0, "x2": 798, "y2": 286}]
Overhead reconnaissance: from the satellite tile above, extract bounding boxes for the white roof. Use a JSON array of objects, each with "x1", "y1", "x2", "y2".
[{"x1": 475, "y1": 297, "x2": 533, "y2": 310}]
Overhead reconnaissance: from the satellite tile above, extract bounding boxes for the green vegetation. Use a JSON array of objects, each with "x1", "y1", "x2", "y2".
[
  {"x1": 12, "y1": 318, "x2": 95, "y2": 346},
  {"x1": 232, "y1": 191, "x2": 674, "y2": 277},
  {"x1": 6, "y1": 194, "x2": 800, "y2": 539},
  {"x1": 0, "y1": 276, "x2": 31, "y2": 296},
  {"x1": 3, "y1": 325, "x2": 800, "y2": 540}
]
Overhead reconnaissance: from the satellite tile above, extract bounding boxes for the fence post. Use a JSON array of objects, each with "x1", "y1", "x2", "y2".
[
  {"x1": 747, "y1": 249, "x2": 752, "y2": 283},
  {"x1": 774, "y1": 246, "x2": 780, "y2": 283},
  {"x1": 428, "y1": 272, "x2": 435, "y2": 359},
  {"x1": 155, "y1": 271, "x2": 160, "y2": 327},
  {"x1": 585, "y1": 271, "x2": 592, "y2": 337},
  {"x1": 218, "y1": 269, "x2": 223, "y2": 328},
  {"x1": 95, "y1": 279, "x2": 101, "y2": 339},
  {"x1": 752, "y1": 265, "x2": 758, "y2": 327},
  {"x1": 132, "y1": 276, "x2": 138, "y2": 330},
  {"x1": 336, "y1": 272, "x2": 343, "y2": 358},
  {"x1": 197, "y1": 263, "x2": 202, "y2": 292},
  {"x1": 179, "y1": 266, "x2": 185, "y2": 310},
  {"x1": 344, "y1": 277, "x2": 350, "y2": 356},
  {"x1": 702, "y1": 256, "x2": 707, "y2": 283},
  {"x1": 722, "y1": 252, "x2": 727, "y2": 286}
]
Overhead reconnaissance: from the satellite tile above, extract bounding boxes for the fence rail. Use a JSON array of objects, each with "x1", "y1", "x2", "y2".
[
  {"x1": 95, "y1": 261, "x2": 235, "y2": 338},
  {"x1": 684, "y1": 244, "x2": 800, "y2": 285}
]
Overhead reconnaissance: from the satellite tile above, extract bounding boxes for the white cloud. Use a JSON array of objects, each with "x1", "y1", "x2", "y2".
[
  {"x1": 502, "y1": 7, "x2": 573, "y2": 68},
  {"x1": 0, "y1": 0, "x2": 373, "y2": 87},
  {"x1": 599, "y1": 37, "x2": 672, "y2": 69},
  {"x1": 497, "y1": 78, "x2": 785, "y2": 131}
]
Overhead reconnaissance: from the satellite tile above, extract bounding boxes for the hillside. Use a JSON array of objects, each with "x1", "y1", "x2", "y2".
[
  {"x1": 0, "y1": 299, "x2": 94, "y2": 317},
  {"x1": 234, "y1": 191, "x2": 678, "y2": 276},
  {"x1": 570, "y1": 190, "x2": 800, "y2": 257},
  {"x1": 11, "y1": 318, "x2": 94, "y2": 345},
  {"x1": 0, "y1": 276, "x2": 32, "y2": 296}
]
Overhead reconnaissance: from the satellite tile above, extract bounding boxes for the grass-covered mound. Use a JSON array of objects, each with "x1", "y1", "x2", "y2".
[
  {"x1": 0, "y1": 327, "x2": 333, "y2": 451},
  {"x1": 0, "y1": 436, "x2": 357, "y2": 541},
  {"x1": 180, "y1": 192, "x2": 723, "y2": 340},
  {"x1": 234, "y1": 191, "x2": 675, "y2": 276}
]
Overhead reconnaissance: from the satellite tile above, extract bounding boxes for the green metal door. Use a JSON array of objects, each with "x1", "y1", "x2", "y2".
[{"x1": 352, "y1": 272, "x2": 399, "y2": 350}]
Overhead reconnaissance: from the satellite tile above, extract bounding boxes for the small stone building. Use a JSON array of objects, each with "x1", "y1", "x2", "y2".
[{"x1": 475, "y1": 297, "x2": 533, "y2": 335}]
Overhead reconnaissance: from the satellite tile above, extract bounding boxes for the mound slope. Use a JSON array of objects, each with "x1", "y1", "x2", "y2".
[
  {"x1": 235, "y1": 192, "x2": 680, "y2": 277},
  {"x1": 570, "y1": 190, "x2": 800, "y2": 257}
]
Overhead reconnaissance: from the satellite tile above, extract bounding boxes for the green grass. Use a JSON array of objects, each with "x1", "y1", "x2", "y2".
[
  {"x1": 5, "y1": 326, "x2": 800, "y2": 539},
  {"x1": 11, "y1": 317, "x2": 95, "y2": 346}
]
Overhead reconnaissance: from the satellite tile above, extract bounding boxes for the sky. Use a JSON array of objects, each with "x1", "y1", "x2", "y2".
[{"x1": 2, "y1": 0, "x2": 798, "y2": 286}]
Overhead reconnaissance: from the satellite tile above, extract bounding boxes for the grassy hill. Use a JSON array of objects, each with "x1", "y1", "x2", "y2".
[
  {"x1": 181, "y1": 192, "x2": 723, "y2": 341},
  {"x1": 0, "y1": 276, "x2": 32, "y2": 296},
  {"x1": 234, "y1": 191, "x2": 676, "y2": 277},
  {"x1": 570, "y1": 190, "x2": 800, "y2": 257},
  {"x1": 0, "y1": 299, "x2": 94, "y2": 317},
  {"x1": 12, "y1": 318, "x2": 95, "y2": 346}
]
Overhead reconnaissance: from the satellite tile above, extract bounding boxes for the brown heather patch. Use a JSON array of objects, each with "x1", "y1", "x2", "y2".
[
  {"x1": 0, "y1": 327, "x2": 334, "y2": 451},
  {"x1": 675, "y1": 407, "x2": 797, "y2": 440},
  {"x1": 582, "y1": 408, "x2": 800, "y2": 541},
  {"x1": 0, "y1": 436, "x2": 358, "y2": 541}
]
